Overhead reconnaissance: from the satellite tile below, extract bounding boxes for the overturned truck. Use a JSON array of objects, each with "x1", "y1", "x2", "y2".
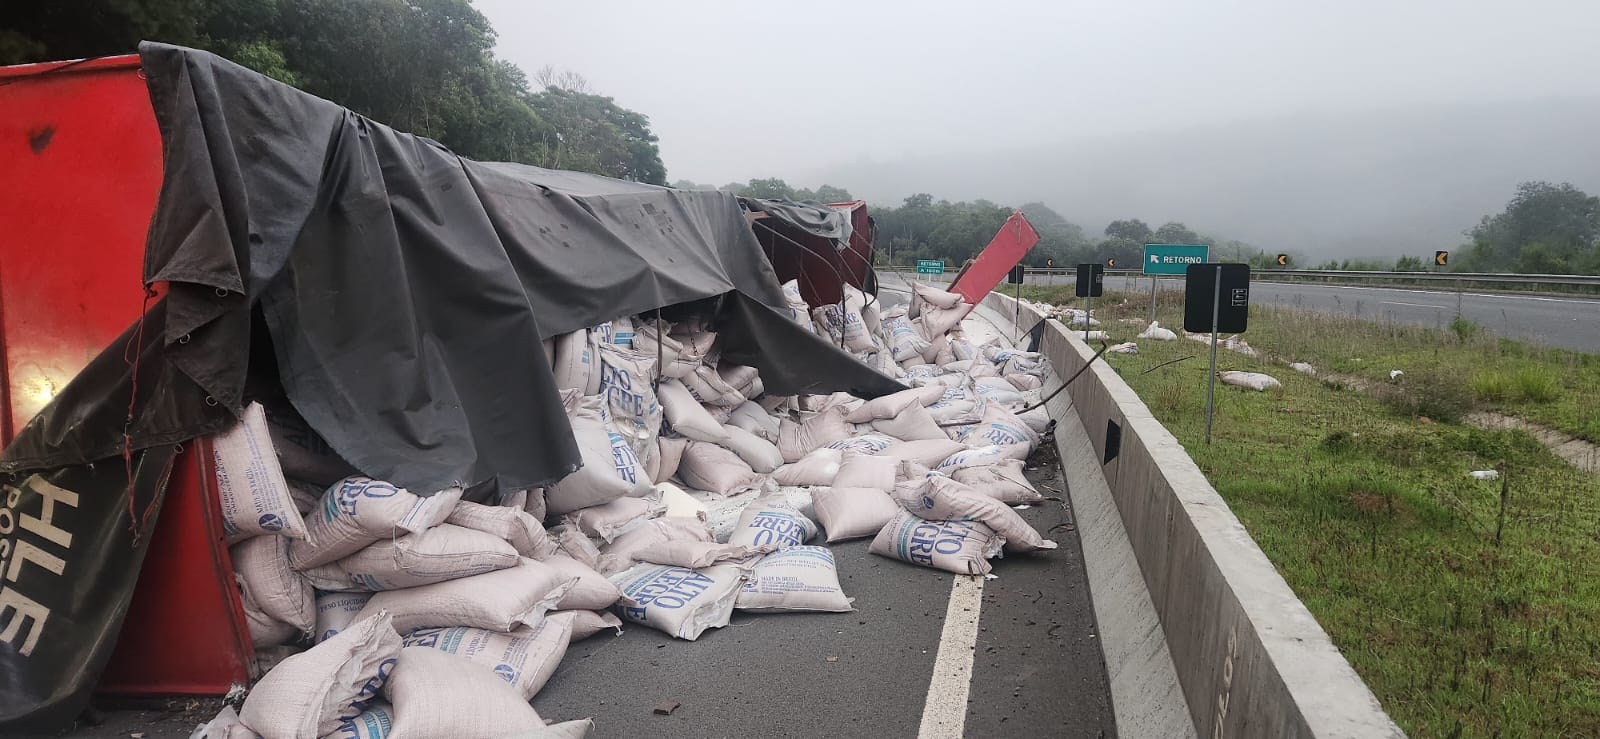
[{"x1": 0, "y1": 44, "x2": 1065, "y2": 734}]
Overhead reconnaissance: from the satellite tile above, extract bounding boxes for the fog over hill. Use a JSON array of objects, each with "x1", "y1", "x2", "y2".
[{"x1": 814, "y1": 97, "x2": 1600, "y2": 260}]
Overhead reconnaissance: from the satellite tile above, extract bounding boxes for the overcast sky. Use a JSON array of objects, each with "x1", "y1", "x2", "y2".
[{"x1": 478, "y1": 1, "x2": 1600, "y2": 189}]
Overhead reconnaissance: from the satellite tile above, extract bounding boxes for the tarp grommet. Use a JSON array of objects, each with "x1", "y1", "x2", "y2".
[
  {"x1": 178, "y1": 334, "x2": 191, "y2": 345},
  {"x1": 204, "y1": 396, "x2": 219, "y2": 407},
  {"x1": 213, "y1": 287, "x2": 229, "y2": 298}
]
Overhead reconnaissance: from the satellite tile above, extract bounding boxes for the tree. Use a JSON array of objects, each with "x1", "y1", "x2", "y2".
[
  {"x1": 1464, "y1": 182, "x2": 1600, "y2": 273},
  {"x1": 743, "y1": 178, "x2": 797, "y2": 200},
  {"x1": 0, "y1": 0, "x2": 209, "y2": 65},
  {"x1": 813, "y1": 184, "x2": 853, "y2": 203},
  {"x1": 527, "y1": 87, "x2": 667, "y2": 184},
  {"x1": 1394, "y1": 255, "x2": 1426, "y2": 272},
  {"x1": 1152, "y1": 221, "x2": 1200, "y2": 245},
  {"x1": 1104, "y1": 218, "x2": 1153, "y2": 244}
]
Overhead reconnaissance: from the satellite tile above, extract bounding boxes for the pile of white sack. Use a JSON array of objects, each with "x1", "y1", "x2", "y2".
[{"x1": 199, "y1": 279, "x2": 1058, "y2": 738}]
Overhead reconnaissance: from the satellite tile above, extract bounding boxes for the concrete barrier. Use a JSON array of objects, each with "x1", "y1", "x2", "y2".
[{"x1": 974, "y1": 289, "x2": 1403, "y2": 738}]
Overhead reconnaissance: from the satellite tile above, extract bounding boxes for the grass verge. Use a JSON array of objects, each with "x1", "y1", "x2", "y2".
[{"x1": 1028, "y1": 288, "x2": 1600, "y2": 737}]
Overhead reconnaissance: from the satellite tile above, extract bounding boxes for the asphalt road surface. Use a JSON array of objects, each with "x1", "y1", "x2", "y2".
[
  {"x1": 983, "y1": 272, "x2": 1600, "y2": 354},
  {"x1": 29, "y1": 450, "x2": 1114, "y2": 739}
]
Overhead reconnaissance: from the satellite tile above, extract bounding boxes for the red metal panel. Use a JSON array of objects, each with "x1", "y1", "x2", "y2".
[
  {"x1": 0, "y1": 56, "x2": 160, "y2": 441},
  {"x1": 949, "y1": 212, "x2": 1041, "y2": 306},
  {"x1": 0, "y1": 56, "x2": 253, "y2": 695},
  {"x1": 98, "y1": 441, "x2": 255, "y2": 693}
]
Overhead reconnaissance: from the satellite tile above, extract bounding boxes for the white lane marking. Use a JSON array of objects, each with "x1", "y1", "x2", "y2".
[
  {"x1": 918, "y1": 574, "x2": 986, "y2": 739},
  {"x1": 1379, "y1": 300, "x2": 1449, "y2": 309},
  {"x1": 1251, "y1": 280, "x2": 1600, "y2": 307}
]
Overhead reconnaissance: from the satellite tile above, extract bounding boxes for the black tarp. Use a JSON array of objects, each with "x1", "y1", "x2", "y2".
[
  {"x1": 739, "y1": 197, "x2": 853, "y2": 247},
  {"x1": 0, "y1": 43, "x2": 901, "y2": 494}
]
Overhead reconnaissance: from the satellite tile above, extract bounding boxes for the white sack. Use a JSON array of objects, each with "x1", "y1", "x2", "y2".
[
  {"x1": 811, "y1": 487, "x2": 900, "y2": 543},
  {"x1": 676, "y1": 441, "x2": 761, "y2": 495},
  {"x1": 657, "y1": 379, "x2": 731, "y2": 442},
  {"x1": 934, "y1": 443, "x2": 1031, "y2": 474},
  {"x1": 824, "y1": 432, "x2": 898, "y2": 455},
  {"x1": 552, "y1": 328, "x2": 601, "y2": 396},
  {"x1": 552, "y1": 526, "x2": 603, "y2": 570},
  {"x1": 634, "y1": 540, "x2": 777, "y2": 569},
  {"x1": 880, "y1": 439, "x2": 968, "y2": 468},
  {"x1": 213, "y1": 401, "x2": 310, "y2": 541},
  {"x1": 300, "y1": 524, "x2": 520, "y2": 592},
  {"x1": 543, "y1": 553, "x2": 624, "y2": 611},
  {"x1": 401, "y1": 613, "x2": 574, "y2": 699},
  {"x1": 1220, "y1": 371, "x2": 1282, "y2": 391},
  {"x1": 611, "y1": 563, "x2": 745, "y2": 641},
  {"x1": 869, "y1": 511, "x2": 1003, "y2": 576},
  {"x1": 726, "y1": 495, "x2": 818, "y2": 549},
  {"x1": 736, "y1": 545, "x2": 852, "y2": 612},
  {"x1": 1137, "y1": 321, "x2": 1178, "y2": 341},
  {"x1": 1107, "y1": 342, "x2": 1140, "y2": 355},
  {"x1": 777, "y1": 407, "x2": 851, "y2": 463},
  {"x1": 682, "y1": 365, "x2": 746, "y2": 407},
  {"x1": 727, "y1": 401, "x2": 781, "y2": 442},
  {"x1": 231, "y1": 535, "x2": 314, "y2": 633},
  {"x1": 951, "y1": 459, "x2": 1045, "y2": 505},
  {"x1": 654, "y1": 435, "x2": 689, "y2": 484},
  {"x1": 239, "y1": 612, "x2": 402, "y2": 739},
  {"x1": 564, "y1": 495, "x2": 664, "y2": 543},
  {"x1": 239, "y1": 580, "x2": 298, "y2": 648},
  {"x1": 290, "y1": 478, "x2": 462, "y2": 570},
  {"x1": 355, "y1": 558, "x2": 576, "y2": 634},
  {"x1": 446, "y1": 500, "x2": 558, "y2": 559},
  {"x1": 597, "y1": 516, "x2": 715, "y2": 574},
  {"x1": 894, "y1": 474, "x2": 1057, "y2": 552},
  {"x1": 871, "y1": 404, "x2": 947, "y2": 442},
  {"x1": 955, "y1": 403, "x2": 1040, "y2": 450},
  {"x1": 596, "y1": 345, "x2": 663, "y2": 470},
  {"x1": 832, "y1": 453, "x2": 897, "y2": 490},
  {"x1": 545, "y1": 395, "x2": 650, "y2": 516},
  {"x1": 382, "y1": 647, "x2": 543, "y2": 739},
  {"x1": 771, "y1": 447, "x2": 843, "y2": 487},
  {"x1": 315, "y1": 592, "x2": 371, "y2": 644},
  {"x1": 716, "y1": 425, "x2": 784, "y2": 473},
  {"x1": 563, "y1": 610, "x2": 624, "y2": 641},
  {"x1": 324, "y1": 702, "x2": 393, "y2": 739}
]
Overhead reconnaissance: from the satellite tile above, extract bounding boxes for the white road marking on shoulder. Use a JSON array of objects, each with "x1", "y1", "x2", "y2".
[{"x1": 918, "y1": 574, "x2": 986, "y2": 739}]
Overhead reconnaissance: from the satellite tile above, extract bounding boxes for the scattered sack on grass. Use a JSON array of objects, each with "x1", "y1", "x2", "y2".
[
  {"x1": 238, "y1": 611, "x2": 401, "y2": 739},
  {"x1": 771, "y1": 447, "x2": 844, "y2": 487},
  {"x1": 446, "y1": 500, "x2": 558, "y2": 559},
  {"x1": 951, "y1": 459, "x2": 1045, "y2": 505},
  {"x1": 212, "y1": 401, "x2": 311, "y2": 541},
  {"x1": 736, "y1": 545, "x2": 852, "y2": 612},
  {"x1": 231, "y1": 535, "x2": 315, "y2": 634},
  {"x1": 611, "y1": 563, "x2": 746, "y2": 641},
  {"x1": 1137, "y1": 321, "x2": 1177, "y2": 341},
  {"x1": 869, "y1": 510, "x2": 1004, "y2": 576},
  {"x1": 1289, "y1": 362, "x2": 1317, "y2": 376},
  {"x1": 725, "y1": 494, "x2": 819, "y2": 548},
  {"x1": 299, "y1": 524, "x2": 520, "y2": 592},
  {"x1": 676, "y1": 441, "x2": 762, "y2": 495},
  {"x1": 289, "y1": 477, "x2": 462, "y2": 570},
  {"x1": 811, "y1": 487, "x2": 901, "y2": 543},
  {"x1": 1107, "y1": 342, "x2": 1139, "y2": 355},
  {"x1": 1219, "y1": 371, "x2": 1282, "y2": 392},
  {"x1": 401, "y1": 613, "x2": 574, "y2": 699},
  {"x1": 355, "y1": 558, "x2": 575, "y2": 634},
  {"x1": 383, "y1": 646, "x2": 544, "y2": 739},
  {"x1": 894, "y1": 474, "x2": 1057, "y2": 553}
]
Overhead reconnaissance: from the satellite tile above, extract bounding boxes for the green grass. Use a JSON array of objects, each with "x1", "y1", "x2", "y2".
[
  {"x1": 1034, "y1": 290, "x2": 1600, "y2": 738},
  {"x1": 1022, "y1": 285, "x2": 1600, "y2": 443}
]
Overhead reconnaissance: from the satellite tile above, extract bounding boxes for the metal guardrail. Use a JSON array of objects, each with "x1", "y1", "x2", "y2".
[{"x1": 878, "y1": 265, "x2": 1600, "y2": 289}]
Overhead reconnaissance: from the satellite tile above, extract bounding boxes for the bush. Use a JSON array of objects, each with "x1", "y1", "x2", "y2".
[
  {"x1": 1511, "y1": 367, "x2": 1561, "y2": 403},
  {"x1": 1450, "y1": 316, "x2": 1479, "y2": 342},
  {"x1": 1471, "y1": 371, "x2": 1512, "y2": 402}
]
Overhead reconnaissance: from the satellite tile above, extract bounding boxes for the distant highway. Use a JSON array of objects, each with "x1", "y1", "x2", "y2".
[{"x1": 1002, "y1": 272, "x2": 1600, "y2": 354}]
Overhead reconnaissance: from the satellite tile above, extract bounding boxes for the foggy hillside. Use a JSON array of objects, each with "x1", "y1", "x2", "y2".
[{"x1": 818, "y1": 97, "x2": 1600, "y2": 259}]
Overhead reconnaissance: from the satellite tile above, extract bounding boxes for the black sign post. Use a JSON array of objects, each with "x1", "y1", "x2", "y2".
[
  {"x1": 1184, "y1": 263, "x2": 1251, "y2": 443},
  {"x1": 1075, "y1": 263, "x2": 1104, "y2": 341},
  {"x1": 1007, "y1": 265, "x2": 1025, "y2": 339}
]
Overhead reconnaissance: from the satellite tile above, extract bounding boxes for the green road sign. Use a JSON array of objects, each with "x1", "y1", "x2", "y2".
[
  {"x1": 1143, "y1": 244, "x2": 1210, "y2": 275},
  {"x1": 916, "y1": 259, "x2": 945, "y2": 275}
]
